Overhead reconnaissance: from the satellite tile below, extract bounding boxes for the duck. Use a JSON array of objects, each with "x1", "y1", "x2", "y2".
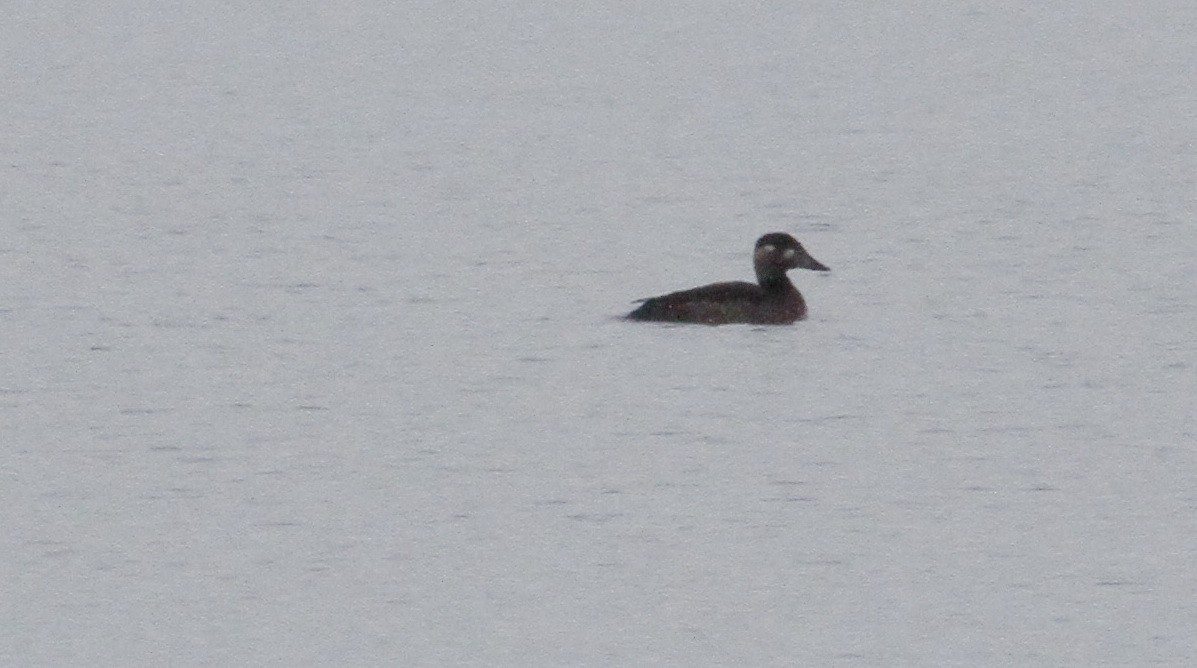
[{"x1": 626, "y1": 232, "x2": 828, "y2": 325}]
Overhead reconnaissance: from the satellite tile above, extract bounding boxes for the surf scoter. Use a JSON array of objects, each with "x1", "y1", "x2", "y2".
[{"x1": 626, "y1": 233, "x2": 828, "y2": 325}]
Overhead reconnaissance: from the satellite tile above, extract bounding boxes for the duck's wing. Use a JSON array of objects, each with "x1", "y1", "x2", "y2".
[
  {"x1": 627, "y1": 281, "x2": 762, "y2": 323},
  {"x1": 632, "y1": 281, "x2": 761, "y2": 304}
]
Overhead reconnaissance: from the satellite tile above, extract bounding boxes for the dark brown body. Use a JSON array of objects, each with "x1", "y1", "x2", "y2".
[{"x1": 626, "y1": 233, "x2": 828, "y2": 326}]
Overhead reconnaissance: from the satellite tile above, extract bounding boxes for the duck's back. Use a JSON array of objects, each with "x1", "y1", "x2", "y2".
[{"x1": 627, "y1": 281, "x2": 804, "y2": 325}]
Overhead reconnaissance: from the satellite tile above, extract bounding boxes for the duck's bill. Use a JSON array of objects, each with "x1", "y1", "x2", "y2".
[{"x1": 800, "y1": 254, "x2": 830, "y2": 272}]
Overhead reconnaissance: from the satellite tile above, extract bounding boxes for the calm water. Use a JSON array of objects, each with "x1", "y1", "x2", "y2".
[{"x1": 4, "y1": 2, "x2": 1196, "y2": 665}]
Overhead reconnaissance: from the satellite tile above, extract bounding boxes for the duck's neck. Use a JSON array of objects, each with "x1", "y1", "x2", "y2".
[{"x1": 755, "y1": 266, "x2": 796, "y2": 294}]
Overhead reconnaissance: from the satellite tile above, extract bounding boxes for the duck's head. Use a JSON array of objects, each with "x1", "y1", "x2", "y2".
[{"x1": 754, "y1": 232, "x2": 829, "y2": 272}]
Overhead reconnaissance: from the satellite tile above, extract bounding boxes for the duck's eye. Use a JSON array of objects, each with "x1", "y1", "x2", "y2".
[{"x1": 782, "y1": 248, "x2": 796, "y2": 260}]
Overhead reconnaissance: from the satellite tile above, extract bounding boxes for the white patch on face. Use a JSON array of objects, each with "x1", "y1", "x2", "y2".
[
  {"x1": 782, "y1": 248, "x2": 796, "y2": 260},
  {"x1": 760, "y1": 244, "x2": 775, "y2": 254}
]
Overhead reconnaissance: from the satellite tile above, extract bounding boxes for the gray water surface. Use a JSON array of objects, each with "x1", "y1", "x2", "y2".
[{"x1": 4, "y1": 2, "x2": 1196, "y2": 665}]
